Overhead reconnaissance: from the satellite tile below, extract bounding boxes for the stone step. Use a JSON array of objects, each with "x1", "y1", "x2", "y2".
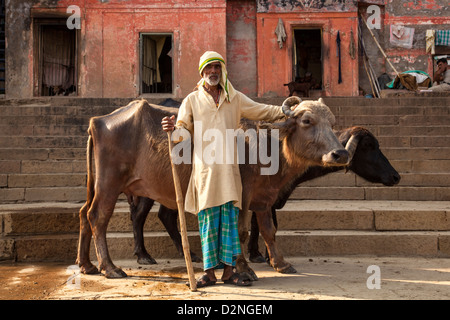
[
  {"x1": 0, "y1": 105, "x2": 116, "y2": 117},
  {"x1": 376, "y1": 136, "x2": 450, "y2": 148},
  {"x1": 0, "y1": 136, "x2": 86, "y2": 148},
  {"x1": 5, "y1": 174, "x2": 86, "y2": 188},
  {"x1": 365, "y1": 126, "x2": 450, "y2": 137},
  {"x1": 0, "y1": 125, "x2": 89, "y2": 136},
  {"x1": 330, "y1": 105, "x2": 449, "y2": 116},
  {"x1": 0, "y1": 97, "x2": 447, "y2": 113},
  {"x1": 2, "y1": 135, "x2": 446, "y2": 150},
  {"x1": 2, "y1": 172, "x2": 448, "y2": 198},
  {"x1": 291, "y1": 186, "x2": 450, "y2": 201},
  {"x1": 1, "y1": 146, "x2": 448, "y2": 162},
  {"x1": 0, "y1": 115, "x2": 91, "y2": 126},
  {"x1": 3, "y1": 230, "x2": 450, "y2": 262},
  {"x1": 2, "y1": 200, "x2": 449, "y2": 261},
  {"x1": 1, "y1": 231, "x2": 201, "y2": 262},
  {"x1": 2, "y1": 124, "x2": 450, "y2": 139},
  {"x1": 0, "y1": 186, "x2": 86, "y2": 202},
  {"x1": 1, "y1": 180, "x2": 450, "y2": 203},
  {"x1": 271, "y1": 230, "x2": 450, "y2": 257},
  {"x1": 320, "y1": 97, "x2": 450, "y2": 107},
  {"x1": 301, "y1": 172, "x2": 450, "y2": 187},
  {"x1": 1, "y1": 134, "x2": 449, "y2": 150},
  {"x1": 334, "y1": 115, "x2": 450, "y2": 127},
  {"x1": 382, "y1": 147, "x2": 450, "y2": 160},
  {"x1": 1, "y1": 113, "x2": 448, "y2": 129},
  {"x1": 0, "y1": 100, "x2": 447, "y2": 116},
  {"x1": 2, "y1": 201, "x2": 449, "y2": 236},
  {"x1": 390, "y1": 159, "x2": 450, "y2": 173},
  {"x1": 0, "y1": 148, "x2": 86, "y2": 161}
]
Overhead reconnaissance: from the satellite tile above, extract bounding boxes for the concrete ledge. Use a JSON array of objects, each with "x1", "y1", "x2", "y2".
[
  {"x1": 273, "y1": 230, "x2": 446, "y2": 257},
  {"x1": 2, "y1": 200, "x2": 450, "y2": 262},
  {"x1": 5, "y1": 230, "x2": 450, "y2": 262},
  {"x1": 375, "y1": 210, "x2": 450, "y2": 231}
]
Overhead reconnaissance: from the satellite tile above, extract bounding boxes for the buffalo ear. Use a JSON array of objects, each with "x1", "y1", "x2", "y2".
[
  {"x1": 259, "y1": 118, "x2": 297, "y2": 140},
  {"x1": 276, "y1": 118, "x2": 298, "y2": 140}
]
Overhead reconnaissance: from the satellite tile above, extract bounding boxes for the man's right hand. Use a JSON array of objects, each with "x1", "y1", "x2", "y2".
[{"x1": 161, "y1": 115, "x2": 176, "y2": 132}]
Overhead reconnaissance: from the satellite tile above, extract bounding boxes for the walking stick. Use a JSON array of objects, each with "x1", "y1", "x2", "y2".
[{"x1": 167, "y1": 130, "x2": 197, "y2": 292}]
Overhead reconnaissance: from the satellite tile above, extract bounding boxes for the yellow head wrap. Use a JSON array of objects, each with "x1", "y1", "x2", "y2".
[{"x1": 197, "y1": 51, "x2": 236, "y2": 102}]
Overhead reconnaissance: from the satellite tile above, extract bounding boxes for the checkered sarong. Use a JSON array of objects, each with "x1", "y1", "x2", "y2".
[
  {"x1": 197, "y1": 201, "x2": 241, "y2": 270},
  {"x1": 436, "y1": 30, "x2": 450, "y2": 46}
]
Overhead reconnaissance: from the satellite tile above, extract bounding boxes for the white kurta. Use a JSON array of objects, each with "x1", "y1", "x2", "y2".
[{"x1": 175, "y1": 86, "x2": 285, "y2": 214}]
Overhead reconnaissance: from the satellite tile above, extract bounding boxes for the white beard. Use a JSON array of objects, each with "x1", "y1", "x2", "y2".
[{"x1": 203, "y1": 74, "x2": 220, "y2": 86}]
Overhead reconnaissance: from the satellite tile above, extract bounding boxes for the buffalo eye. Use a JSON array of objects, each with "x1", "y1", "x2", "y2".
[
  {"x1": 362, "y1": 140, "x2": 375, "y2": 150},
  {"x1": 301, "y1": 118, "x2": 312, "y2": 126}
]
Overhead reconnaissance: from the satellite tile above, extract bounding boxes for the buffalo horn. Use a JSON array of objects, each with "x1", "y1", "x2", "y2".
[
  {"x1": 282, "y1": 96, "x2": 302, "y2": 117},
  {"x1": 345, "y1": 134, "x2": 361, "y2": 163}
]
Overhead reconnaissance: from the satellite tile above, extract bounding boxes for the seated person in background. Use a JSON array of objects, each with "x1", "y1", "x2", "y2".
[{"x1": 430, "y1": 58, "x2": 450, "y2": 92}]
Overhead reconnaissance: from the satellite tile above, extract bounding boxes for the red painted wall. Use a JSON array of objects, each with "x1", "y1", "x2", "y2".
[
  {"x1": 226, "y1": 0, "x2": 257, "y2": 96},
  {"x1": 9, "y1": 0, "x2": 449, "y2": 99},
  {"x1": 33, "y1": 0, "x2": 228, "y2": 98},
  {"x1": 256, "y1": 12, "x2": 359, "y2": 97}
]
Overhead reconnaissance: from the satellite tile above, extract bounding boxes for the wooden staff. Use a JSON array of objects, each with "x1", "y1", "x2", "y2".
[{"x1": 167, "y1": 130, "x2": 197, "y2": 292}]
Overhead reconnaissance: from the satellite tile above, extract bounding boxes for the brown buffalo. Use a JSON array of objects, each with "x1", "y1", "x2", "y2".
[
  {"x1": 129, "y1": 126, "x2": 401, "y2": 274},
  {"x1": 76, "y1": 97, "x2": 350, "y2": 278}
]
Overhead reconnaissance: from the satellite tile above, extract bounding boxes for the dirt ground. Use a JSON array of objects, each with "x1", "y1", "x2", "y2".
[{"x1": 1, "y1": 256, "x2": 450, "y2": 300}]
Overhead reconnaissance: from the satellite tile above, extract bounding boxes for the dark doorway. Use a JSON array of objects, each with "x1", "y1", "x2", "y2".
[
  {"x1": 293, "y1": 29, "x2": 322, "y2": 90},
  {"x1": 39, "y1": 25, "x2": 77, "y2": 96},
  {"x1": 140, "y1": 34, "x2": 173, "y2": 94}
]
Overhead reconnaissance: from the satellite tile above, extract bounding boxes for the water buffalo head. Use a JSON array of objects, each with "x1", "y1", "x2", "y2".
[
  {"x1": 342, "y1": 127, "x2": 401, "y2": 186},
  {"x1": 278, "y1": 97, "x2": 349, "y2": 168}
]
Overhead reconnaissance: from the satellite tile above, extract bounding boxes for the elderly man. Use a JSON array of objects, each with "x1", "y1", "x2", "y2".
[
  {"x1": 161, "y1": 51, "x2": 286, "y2": 287},
  {"x1": 430, "y1": 58, "x2": 450, "y2": 92}
]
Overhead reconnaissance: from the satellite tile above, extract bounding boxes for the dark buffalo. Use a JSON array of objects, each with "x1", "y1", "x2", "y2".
[
  {"x1": 76, "y1": 97, "x2": 350, "y2": 278},
  {"x1": 248, "y1": 126, "x2": 401, "y2": 270}
]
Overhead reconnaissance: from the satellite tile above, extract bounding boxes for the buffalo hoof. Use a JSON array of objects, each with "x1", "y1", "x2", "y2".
[
  {"x1": 105, "y1": 267, "x2": 128, "y2": 279},
  {"x1": 238, "y1": 267, "x2": 258, "y2": 281},
  {"x1": 79, "y1": 263, "x2": 100, "y2": 275},
  {"x1": 241, "y1": 271, "x2": 258, "y2": 282},
  {"x1": 277, "y1": 265, "x2": 297, "y2": 274},
  {"x1": 137, "y1": 255, "x2": 157, "y2": 265}
]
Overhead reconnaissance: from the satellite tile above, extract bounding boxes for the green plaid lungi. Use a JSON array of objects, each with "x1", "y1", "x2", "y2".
[{"x1": 198, "y1": 201, "x2": 241, "y2": 270}]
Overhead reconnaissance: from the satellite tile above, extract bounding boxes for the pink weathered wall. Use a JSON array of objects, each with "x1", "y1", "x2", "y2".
[
  {"x1": 6, "y1": 0, "x2": 449, "y2": 98},
  {"x1": 256, "y1": 12, "x2": 359, "y2": 97},
  {"x1": 19, "y1": 0, "x2": 228, "y2": 98},
  {"x1": 81, "y1": 0, "x2": 227, "y2": 98},
  {"x1": 226, "y1": 0, "x2": 257, "y2": 97}
]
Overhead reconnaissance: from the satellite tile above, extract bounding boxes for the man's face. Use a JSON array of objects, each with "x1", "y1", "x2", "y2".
[
  {"x1": 202, "y1": 62, "x2": 222, "y2": 86},
  {"x1": 437, "y1": 61, "x2": 448, "y2": 71}
]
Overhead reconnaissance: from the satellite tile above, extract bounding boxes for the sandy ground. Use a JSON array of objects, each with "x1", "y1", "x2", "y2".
[{"x1": 1, "y1": 256, "x2": 450, "y2": 301}]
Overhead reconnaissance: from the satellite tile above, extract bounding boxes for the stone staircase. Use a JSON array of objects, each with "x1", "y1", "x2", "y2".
[{"x1": 0, "y1": 97, "x2": 449, "y2": 262}]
